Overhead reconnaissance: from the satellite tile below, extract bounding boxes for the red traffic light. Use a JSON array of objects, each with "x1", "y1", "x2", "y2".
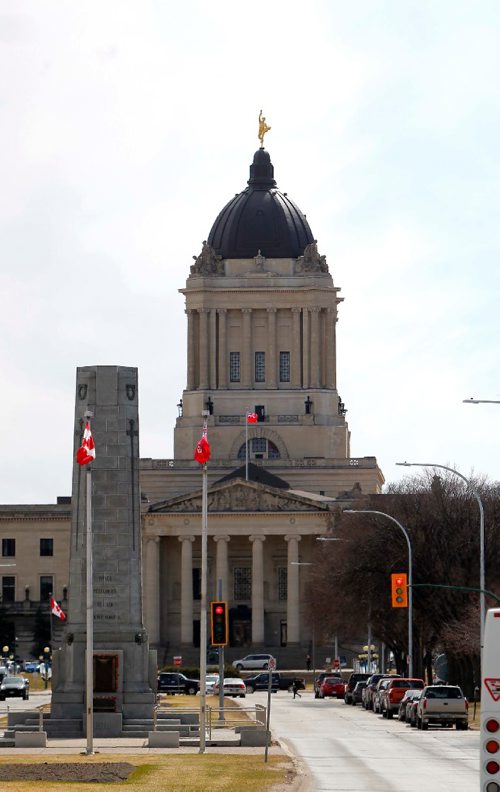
[
  {"x1": 391, "y1": 572, "x2": 408, "y2": 608},
  {"x1": 210, "y1": 600, "x2": 228, "y2": 646}
]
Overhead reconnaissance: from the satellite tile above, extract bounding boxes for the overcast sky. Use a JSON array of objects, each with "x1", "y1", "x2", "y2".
[{"x1": 2, "y1": 0, "x2": 500, "y2": 503}]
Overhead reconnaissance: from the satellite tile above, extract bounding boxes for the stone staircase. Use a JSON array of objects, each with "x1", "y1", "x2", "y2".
[{"x1": 122, "y1": 712, "x2": 199, "y2": 738}]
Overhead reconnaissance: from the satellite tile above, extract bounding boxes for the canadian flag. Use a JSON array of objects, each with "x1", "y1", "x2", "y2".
[
  {"x1": 76, "y1": 420, "x2": 95, "y2": 466},
  {"x1": 50, "y1": 596, "x2": 66, "y2": 621},
  {"x1": 194, "y1": 432, "x2": 211, "y2": 464},
  {"x1": 247, "y1": 412, "x2": 258, "y2": 423}
]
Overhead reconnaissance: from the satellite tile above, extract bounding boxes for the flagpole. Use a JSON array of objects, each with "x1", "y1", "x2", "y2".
[
  {"x1": 85, "y1": 461, "x2": 94, "y2": 755},
  {"x1": 199, "y1": 411, "x2": 209, "y2": 753},
  {"x1": 245, "y1": 414, "x2": 248, "y2": 482}
]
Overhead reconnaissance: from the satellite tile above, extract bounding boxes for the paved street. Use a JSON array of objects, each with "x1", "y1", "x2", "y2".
[
  {"x1": 258, "y1": 691, "x2": 479, "y2": 791},
  {"x1": 0, "y1": 690, "x2": 52, "y2": 717}
]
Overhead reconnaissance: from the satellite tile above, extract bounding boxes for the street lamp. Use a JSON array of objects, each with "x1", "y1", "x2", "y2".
[
  {"x1": 463, "y1": 398, "x2": 500, "y2": 405},
  {"x1": 396, "y1": 461, "x2": 485, "y2": 654},
  {"x1": 344, "y1": 509, "x2": 414, "y2": 678},
  {"x1": 2, "y1": 646, "x2": 8, "y2": 666}
]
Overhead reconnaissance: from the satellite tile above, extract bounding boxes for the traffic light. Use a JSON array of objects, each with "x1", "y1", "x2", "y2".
[
  {"x1": 391, "y1": 573, "x2": 408, "y2": 608},
  {"x1": 210, "y1": 600, "x2": 228, "y2": 646}
]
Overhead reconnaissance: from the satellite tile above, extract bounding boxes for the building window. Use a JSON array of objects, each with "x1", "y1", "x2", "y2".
[
  {"x1": 268, "y1": 440, "x2": 280, "y2": 459},
  {"x1": 192, "y1": 568, "x2": 201, "y2": 600},
  {"x1": 234, "y1": 567, "x2": 251, "y2": 600},
  {"x1": 40, "y1": 538, "x2": 53, "y2": 557},
  {"x1": 229, "y1": 352, "x2": 240, "y2": 382},
  {"x1": 40, "y1": 576, "x2": 53, "y2": 601},
  {"x1": 2, "y1": 577, "x2": 15, "y2": 603},
  {"x1": 279, "y1": 351, "x2": 290, "y2": 382},
  {"x1": 278, "y1": 567, "x2": 288, "y2": 601},
  {"x1": 252, "y1": 438, "x2": 266, "y2": 453},
  {"x1": 255, "y1": 351, "x2": 265, "y2": 382},
  {"x1": 2, "y1": 539, "x2": 15, "y2": 557},
  {"x1": 237, "y1": 439, "x2": 281, "y2": 460}
]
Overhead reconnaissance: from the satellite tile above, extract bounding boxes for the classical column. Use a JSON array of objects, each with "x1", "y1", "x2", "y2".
[
  {"x1": 217, "y1": 309, "x2": 227, "y2": 389},
  {"x1": 214, "y1": 535, "x2": 230, "y2": 599},
  {"x1": 302, "y1": 309, "x2": 310, "y2": 388},
  {"x1": 325, "y1": 307, "x2": 337, "y2": 389},
  {"x1": 291, "y1": 307, "x2": 302, "y2": 387},
  {"x1": 209, "y1": 309, "x2": 217, "y2": 390},
  {"x1": 179, "y1": 536, "x2": 195, "y2": 645},
  {"x1": 250, "y1": 535, "x2": 266, "y2": 645},
  {"x1": 199, "y1": 309, "x2": 209, "y2": 389},
  {"x1": 267, "y1": 308, "x2": 277, "y2": 387},
  {"x1": 285, "y1": 534, "x2": 301, "y2": 644},
  {"x1": 310, "y1": 307, "x2": 321, "y2": 388},
  {"x1": 186, "y1": 309, "x2": 196, "y2": 390},
  {"x1": 242, "y1": 309, "x2": 252, "y2": 388},
  {"x1": 144, "y1": 536, "x2": 161, "y2": 644}
]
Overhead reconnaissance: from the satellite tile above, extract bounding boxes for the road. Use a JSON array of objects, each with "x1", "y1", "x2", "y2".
[
  {"x1": 257, "y1": 690, "x2": 479, "y2": 791},
  {"x1": 0, "y1": 690, "x2": 52, "y2": 717}
]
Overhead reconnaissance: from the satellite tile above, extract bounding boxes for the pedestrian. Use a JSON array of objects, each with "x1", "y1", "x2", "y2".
[
  {"x1": 306, "y1": 653, "x2": 311, "y2": 671},
  {"x1": 292, "y1": 680, "x2": 301, "y2": 699}
]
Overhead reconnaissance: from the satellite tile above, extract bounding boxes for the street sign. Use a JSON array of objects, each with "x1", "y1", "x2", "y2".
[
  {"x1": 173, "y1": 656, "x2": 182, "y2": 666},
  {"x1": 485, "y1": 678, "x2": 500, "y2": 702},
  {"x1": 268, "y1": 657, "x2": 276, "y2": 670}
]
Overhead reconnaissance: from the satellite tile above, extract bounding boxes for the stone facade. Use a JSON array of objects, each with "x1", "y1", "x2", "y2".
[{"x1": 0, "y1": 145, "x2": 383, "y2": 668}]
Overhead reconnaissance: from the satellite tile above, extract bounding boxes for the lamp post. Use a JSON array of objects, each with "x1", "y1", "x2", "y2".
[
  {"x1": 2, "y1": 646, "x2": 8, "y2": 666},
  {"x1": 396, "y1": 461, "x2": 485, "y2": 654},
  {"x1": 344, "y1": 509, "x2": 414, "y2": 678}
]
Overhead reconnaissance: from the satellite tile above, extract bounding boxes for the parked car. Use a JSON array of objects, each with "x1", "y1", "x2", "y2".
[
  {"x1": 244, "y1": 672, "x2": 305, "y2": 694},
  {"x1": 22, "y1": 661, "x2": 39, "y2": 673},
  {"x1": 380, "y1": 678, "x2": 425, "y2": 719},
  {"x1": 314, "y1": 672, "x2": 334, "y2": 698},
  {"x1": 214, "y1": 678, "x2": 246, "y2": 698},
  {"x1": 351, "y1": 681, "x2": 368, "y2": 705},
  {"x1": 407, "y1": 691, "x2": 424, "y2": 726},
  {"x1": 205, "y1": 674, "x2": 219, "y2": 695},
  {"x1": 373, "y1": 678, "x2": 392, "y2": 713},
  {"x1": 416, "y1": 685, "x2": 468, "y2": 730},
  {"x1": 397, "y1": 688, "x2": 423, "y2": 721},
  {"x1": 344, "y1": 672, "x2": 371, "y2": 704},
  {"x1": 0, "y1": 676, "x2": 29, "y2": 700},
  {"x1": 363, "y1": 674, "x2": 399, "y2": 710},
  {"x1": 232, "y1": 654, "x2": 274, "y2": 671},
  {"x1": 319, "y1": 676, "x2": 346, "y2": 699},
  {"x1": 157, "y1": 672, "x2": 199, "y2": 695}
]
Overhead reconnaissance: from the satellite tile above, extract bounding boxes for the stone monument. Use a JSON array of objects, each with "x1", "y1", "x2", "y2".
[{"x1": 51, "y1": 366, "x2": 156, "y2": 735}]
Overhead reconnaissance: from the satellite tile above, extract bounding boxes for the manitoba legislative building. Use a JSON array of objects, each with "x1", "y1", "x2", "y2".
[{"x1": 0, "y1": 143, "x2": 383, "y2": 667}]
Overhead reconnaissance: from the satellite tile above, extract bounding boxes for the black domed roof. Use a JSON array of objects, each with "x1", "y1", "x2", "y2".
[{"x1": 207, "y1": 149, "x2": 315, "y2": 259}]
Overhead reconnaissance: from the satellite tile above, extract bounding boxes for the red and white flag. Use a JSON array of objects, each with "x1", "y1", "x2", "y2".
[
  {"x1": 76, "y1": 420, "x2": 95, "y2": 466},
  {"x1": 50, "y1": 596, "x2": 66, "y2": 621},
  {"x1": 247, "y1": 412, "x2": 258, "y2": 423},
  {"x1": 194, "y1": 428, "x2": 211, "y2": 464}
]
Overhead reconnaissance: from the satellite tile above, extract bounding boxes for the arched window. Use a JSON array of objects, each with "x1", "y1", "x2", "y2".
[{"x1": 237, "y1": 439, "x2": 281, "y2": 460}]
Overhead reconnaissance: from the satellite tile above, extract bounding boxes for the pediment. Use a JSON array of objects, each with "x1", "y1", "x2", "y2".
[{"x1": 149, "y1": 478, "x2": 330, "y2": 514}]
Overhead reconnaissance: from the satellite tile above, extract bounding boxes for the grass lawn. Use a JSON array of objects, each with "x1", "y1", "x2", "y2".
[
  {"x1": 0, "y1": 753, "x2": 292, "y2": 792},
  {"x1": 159, "y1": 693, "x2": 253, "y2": 724}
]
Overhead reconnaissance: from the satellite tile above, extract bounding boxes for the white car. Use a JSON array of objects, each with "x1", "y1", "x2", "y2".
[
  {"x1": 214, "y1": 678, "x2": 246, "y2": 698},
  {"x1": 231, "y1": 653, "x2": 274, "y2": 671},
  {"x1": 205, "y1": 674, "x2": 219, "y2": 695}
]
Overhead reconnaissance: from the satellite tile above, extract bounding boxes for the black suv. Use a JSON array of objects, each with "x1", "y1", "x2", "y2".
[
  {"x1": 157, "y1": 672, "x2": 199, "y2": 695},
  {"x1": 344, "y1": 672, "x2": 371, "y2": 704}
]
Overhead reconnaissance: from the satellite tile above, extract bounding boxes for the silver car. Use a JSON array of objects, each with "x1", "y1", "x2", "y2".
[{"x1": 231, "y1": 653, "x2": 274, "y2": 670}]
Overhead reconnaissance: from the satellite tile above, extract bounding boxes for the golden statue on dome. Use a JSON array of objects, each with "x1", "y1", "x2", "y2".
[{"x1": 258, "y1": 110, "x2": 271, "y2": 147}]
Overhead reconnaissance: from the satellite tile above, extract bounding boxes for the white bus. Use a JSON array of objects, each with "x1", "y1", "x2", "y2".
[{"x1": 481, "y1": 607, "x2": 500, "y2": 791}]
